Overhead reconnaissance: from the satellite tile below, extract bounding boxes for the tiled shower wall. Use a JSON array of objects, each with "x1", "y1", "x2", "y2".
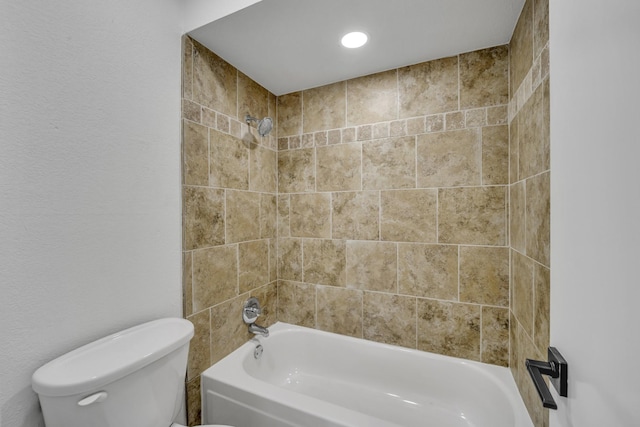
[
  {"x1": 182, "y1": 0, "x2": 551, "y2": 422},
  {"x1": 508, "y1": 0, "x2": 551, "y2": 426},
  {"x1": 276, "y1": 45, "x2": 511, "y2": 365},
  {"x1": 181, "y1": 37, "x2": 279, "y2": 425}
]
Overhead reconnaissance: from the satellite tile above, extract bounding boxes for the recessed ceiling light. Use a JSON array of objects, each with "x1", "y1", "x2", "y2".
[{"x1": 341, "y1": 31, "x2": 368, "y2": 49}]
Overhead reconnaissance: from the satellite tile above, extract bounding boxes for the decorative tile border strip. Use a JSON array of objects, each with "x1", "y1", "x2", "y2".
[
  {"x1": 509, "y1": 42, "x2": 550, "y2": 123},
  {"x1": 181, "y1": 99, "x2": 278, "y2": 151},
  {"x1": 277, "y1": 104, "x2": 508, "y2": 150}
]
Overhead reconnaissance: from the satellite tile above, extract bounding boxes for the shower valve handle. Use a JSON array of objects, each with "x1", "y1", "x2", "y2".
[{"x1": 242, "y1": 297, "x2": 262, "y2": 324}]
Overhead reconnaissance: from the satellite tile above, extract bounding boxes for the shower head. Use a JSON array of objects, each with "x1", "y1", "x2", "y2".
[{"x1": 245, "y1": 114, "x2": 273, "y2": 137}]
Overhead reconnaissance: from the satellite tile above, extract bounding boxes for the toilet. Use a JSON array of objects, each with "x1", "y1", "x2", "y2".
[{"x1": 32, "y1": 318, "x2": 233, "y2": 427}]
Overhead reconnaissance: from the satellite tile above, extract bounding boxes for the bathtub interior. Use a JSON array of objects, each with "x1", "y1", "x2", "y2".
[{"x1": 202, "y1": 322, "x2": 533, "y2": 427}]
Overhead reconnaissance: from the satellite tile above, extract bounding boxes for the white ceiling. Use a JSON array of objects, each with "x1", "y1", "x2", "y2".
[{"x1": 189, "y1": 0, "x2": 525, "y2": 96}]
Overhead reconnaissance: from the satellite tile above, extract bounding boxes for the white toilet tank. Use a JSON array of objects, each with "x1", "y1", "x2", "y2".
[{"x1": 32, "y1": 318, "x2": 194, "y2": 427}]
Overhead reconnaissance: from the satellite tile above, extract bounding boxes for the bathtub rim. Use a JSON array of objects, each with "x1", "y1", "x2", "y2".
[{"x1": 201, "y1": 321, "x2": 533, "y2": 427}]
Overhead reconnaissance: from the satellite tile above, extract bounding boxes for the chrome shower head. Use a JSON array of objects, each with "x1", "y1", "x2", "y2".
[{"x1": 245, "y1": 114, "x2": 273, "y2": 137}]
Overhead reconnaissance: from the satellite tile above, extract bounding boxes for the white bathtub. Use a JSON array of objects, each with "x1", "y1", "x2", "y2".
[{"x1": 201, "y1": 322, "x2": 533, "y2": 427}]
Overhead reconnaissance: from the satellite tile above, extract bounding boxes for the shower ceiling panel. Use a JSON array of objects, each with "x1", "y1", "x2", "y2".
[{"x1": 189, "y1": 0, "x2": 525, "y2": 96}]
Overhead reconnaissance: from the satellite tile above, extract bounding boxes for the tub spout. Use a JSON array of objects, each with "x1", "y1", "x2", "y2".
[{"x1": 248, "y1": 323, "x2": 269, "y2": 337}]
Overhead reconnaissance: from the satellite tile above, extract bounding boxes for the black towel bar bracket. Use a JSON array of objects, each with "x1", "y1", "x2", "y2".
[{"x1": 526, "y1": 347, "x2": 568, "y2": 410}]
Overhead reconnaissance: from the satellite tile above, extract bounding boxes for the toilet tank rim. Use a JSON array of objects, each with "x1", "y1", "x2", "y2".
[{"x1": 32, "y1": 318, "x2": 194, "y2": 397}]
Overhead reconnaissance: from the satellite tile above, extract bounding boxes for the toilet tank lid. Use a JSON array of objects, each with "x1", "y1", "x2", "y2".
[{"x1": 32, "y1": 318, "x2": 194, "y2": 397}]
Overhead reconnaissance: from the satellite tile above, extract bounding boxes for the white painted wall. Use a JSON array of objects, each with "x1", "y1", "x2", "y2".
[
  {"x1": 550, "y1": 0, "x2": 640, "y2": 425},
  {"x1": 0, "y1": 1, "x2": 184, "y2": 426}
]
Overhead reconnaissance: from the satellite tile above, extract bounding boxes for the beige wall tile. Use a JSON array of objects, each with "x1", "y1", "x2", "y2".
[
  {"x1": 226, "y1": 190, "x2": 260, "y2": 243},
  {"x1": 303, "y1": 82, "x2": 346, "y2": 133},
  {"x1": 209, "y1": 129, "x2": 249, "y2": 190},
  {"x1": 183, "y1": 120, "x2": 209, "y2": 186},
  {"x1": 183, "y1": 186, "x2": 225, "y2": 250},
  {"x1": 398, "y1": 244, "x2": 458, "y2": 300},
  {"x1": 277, "y1": 238, "x2": 302, "y2": 281},
  {"x1": 183, "y1": 36, "x2": 194, "y2": 100},
  {"x1": 186, "y1": 310, "x2": 210, "y2": 381},
  {"x1": 373, "y1": 122, "x2": 390, "y2": 139},
  {"x1": 317, "y1": 286, "x2": 363, "y2": 338},
  {"x1": 239, "y1": 240, "x2": 270, "y2": 294},
  {"x1": 362, "y1": 136, "x2": 416, "y2": 190},
  {"x1": 509, "y1": 113, "x2": 520, "y2": 184},
  {"x1": 417, "y1": 299, "x2": 481, "y2": 361},
  {"x1": 202, "y1": 107, "x2": 216, "y2": 128},
  {"x1": 445, "y1": 111, "x2": 465, "y2": 131},
  {"x1": 327, "y1": 129, "x2": 341, "y2": 145},
  {"x1": 289, "y1": 135, "x2": 301, "y2": 149},
  {"x1": 238, "y1": 71, "x2": 268, "y2": 124},
  {"x1": 183, "y1": 252, "x2": 193, "y2": 317},
  {"x1": 277, "y1": 91, "x2": 302, "y2": 137},
  {"x1": 277, "y1": 194, "x2": 290, "y2": 237},
  {"x1": 465, "y1": 108, "x2": 486, "y2": 127},
  {"x1": 519, "y1": 79, "x2": 550, "y2": 180},
  {"x1": 363, "y1": 292, "x2": 416, "y2": 348},
  {"x1": 192, "y1": 39, "x2": 237, "y2": 117},
  {"x1": 343, "y1": 127, "x2": 356, "y2": 143},
  {"x1": 186, "y1": 376, "x2": 201, "y2": 426},
  {"x1": 182, "y1": 99, "x2": 201, "y2": 122},
  {"x1": 438, "y1": 187, "x2": 507, "y2": 245},
  {"x1": 459, "y1": 246, "x2": 509, "y2": 306},
  {"x1": 426, "y1": 114, "x2": 445, "y2": 132},
  {"x1": 303, "y1": 239, "x2": 346, "y2": 286},
  {"x1": 510, "y1": 312, "x2": 519, "y2": 380},
  {"x1": 380, "y1": 189, "x2": 437, "y2": 242},
  {"x1": 347, "y1": 69, "x2": 398, "y2": 126},
  {"x1": 216, "y1": 113, "x2": 230, "y2": 133},
  {"x1": 268, "y1": 92, "x2": 277, "y2": 123},
  {"x1": 390, "y1": 120, "x2": 406, "y2": 137},
  {"x1": 269, "y1": 239, "x2": 277, "y2": 282},
  {"x1": 346, "y1": 241, "x2": 397, "y2": 292},
  {"x1": 399, "y1": 56, "x2": 459, "y2": 118},
  {"x1": 526, "y1": 171, "x2": 550, "y2": 267},
  {"x1": 481, "y1": 306, "x2": 509, "y2": 366},
  {"x1": 512, "y1": 249, "x2": 534, "y2": 337},
  {"x1": 301, "y1": 133, "x2": 314, "y2": 148},
  {"x1": 183, "y1": 36, "x2": 551, "y2": 394},
  {"x1": 487, "y1": 105, "x2": 508, "y2": 125},
  {"x1": 278, "y1": 148, "x2": 315, "y2": 193},
  {"x1": 534, "y1": 0, "x2": 549, "y2": 59},
  {"x1": 290, "y1": 193, "x2": 331, "y2": 238},
  {"x1": 482, "y1": 125, "x2": 509, "y2": 185},
  {"x1": 512, "y1": 317, "x2": 549, "y2": 427},
  {"x1": 211, "y1": 295, "x2": 252, "y2": 364},
  {"x1": 252, "y1": 282, "x2": 278, "y2": 327},
  {"x1": 509, "y1": 2, "x2": 550, "y2": 410},
  {"x1": 534, "y1": 263, "x2": 550, "y2": 352},
  {"x1": 510, "y1": 0, "x2": 534, "y2": 96},
  {"x1": 460, "y1": 45, "x2": 509, "y2": 109},
  {"x1": 357, "y1": 124, "x2": 372, "y2": 141},
  {"x1": 315, "y1": 131, "x2": 328, "y2": 146},
  {"x1": 406, "y1": 117, "x2": 425, "y2": 135},
  {"x1": 316, "y1": 143, "x2": 362, "y2": 192},
  {"x1": 260, "y1": 193, "x2": 277, "y2": 239},
  {"x1": 277, "y1": 281, "x2": 316, "y2": 328},
  {"x1": 332, "y1": 191, "x2": 380, "y2": 240},
  {"x1": 250, "y1": 144, "x2": 277, "y2": 193},
  {"x1": 417, "y1": 129, "x2": 482, "y2": 187},
  {"x1": 192, "y1": 245, "x2": 238, "y2": 311},
  {"x1": 510, "y1": 181, "x2": 526, "y2": 253}
]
